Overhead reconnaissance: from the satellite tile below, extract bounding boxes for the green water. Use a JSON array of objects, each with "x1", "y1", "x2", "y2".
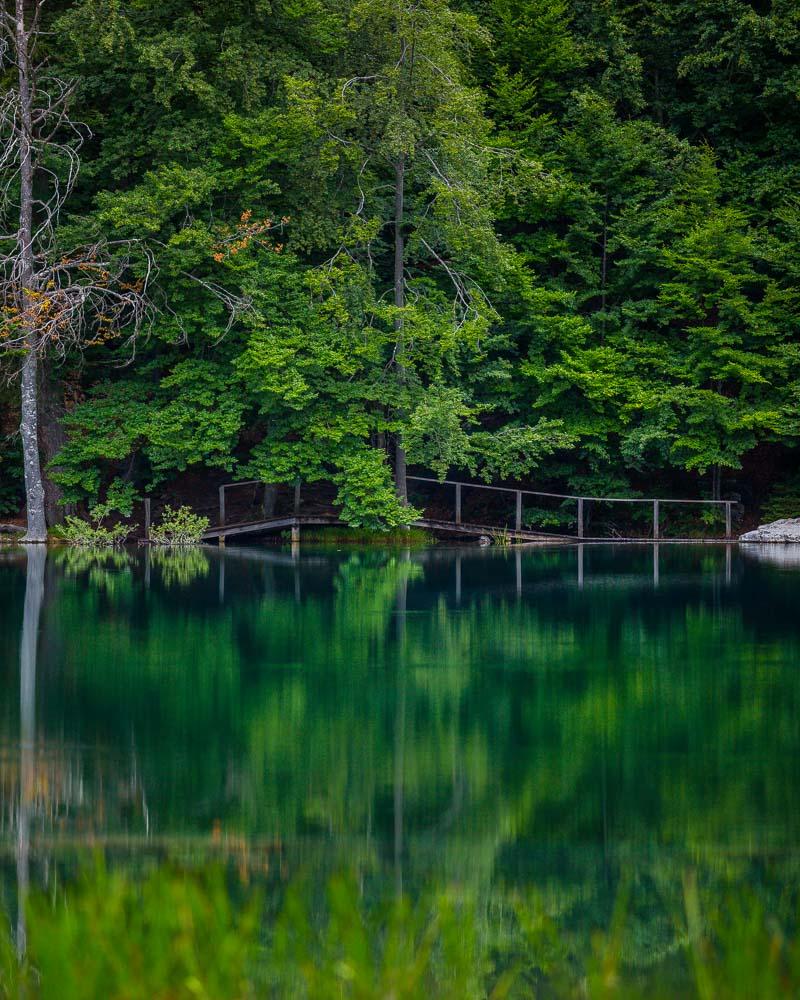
[{"x1": 1, "y1": 542, "x2": 799, "y2": 973}]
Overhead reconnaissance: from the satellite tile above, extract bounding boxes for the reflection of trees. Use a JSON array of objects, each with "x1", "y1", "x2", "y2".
[
  {"x1": 5, "y1": 545, "x2": 800, "y2": 969},
  {"x1": 31, "y1": 547, "x2": 800, "y2": 848},
  {"x1": 148, "y1": 547, "x2": 210, "y2": 588},
  {"x1": 53, "y1": 545, "x2": 133, "y2": 596},
  {"x1": 3, "y1": 550, "x2": 152, "y2": 888},
  {"x1": 53, "y1": 546, "x2": 133, "y2": 577}
]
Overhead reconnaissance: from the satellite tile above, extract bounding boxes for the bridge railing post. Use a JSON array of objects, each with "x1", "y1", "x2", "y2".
[
  {"x1": 577, "y1": 498, "x2": 584, "y2": 540},
  {"x1": 725, "y1": 501, "x2": 732, "y2": 539},
  {"x1": 218, "y1": 486, "x2": 226, "y2": 547},
  {"x1": 515, "y1": 491, "x2": 522, "y2": 532},
  {"x1": 455, "y1": 483, "x2": 462, "y2": 526},
  {"x1": 144, "y1": 498, "x2": 151, "y2": 542},
  {"x1": 653, "y1": 499, "x2": 660, "y2": 541}
]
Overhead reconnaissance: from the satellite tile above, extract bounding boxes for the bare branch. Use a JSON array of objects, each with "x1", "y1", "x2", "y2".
[
  {"x1": 183, "y1": 272, "x2": 252, "y2": 340},
  {"x1": 418, "y1": 236, "x2": 491, "y2": 329},
  {"x1": 341, "y1": 74, "x2": 382, "y2": 100},
  {"x1": 1, "y1": 240, "x2": 156, "y2": 367}
]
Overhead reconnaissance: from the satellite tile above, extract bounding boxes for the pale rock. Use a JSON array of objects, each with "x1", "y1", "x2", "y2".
[{"x1": 739, "y1": 518, "x2": 800, "y2": 543}]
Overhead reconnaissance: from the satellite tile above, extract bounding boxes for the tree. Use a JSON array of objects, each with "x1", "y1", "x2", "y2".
[
  {"x1": 270, "y1": 0, "x2": 517, "y2": 499},
  {"x1": 617, "y1": 154, "x2": 798, "y2": 497},
  {"x1": 0, "y1": 0, "x2": 151, "y2": 540},
  {"x1": 10, "y1": 0, "x2": 798, "y2": 526}
]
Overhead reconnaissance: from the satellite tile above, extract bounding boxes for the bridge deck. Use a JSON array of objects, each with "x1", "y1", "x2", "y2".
[
  {"x1": 201, "y1": 514, "x2": 570, "y2": 544},
  {"x1": 202, "y1": 514, "x2": 338, "y2": 541}
]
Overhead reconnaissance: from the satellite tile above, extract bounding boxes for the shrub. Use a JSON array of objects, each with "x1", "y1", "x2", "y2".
[
  {"x1": 52, "y1": 480, "x2": 138, "y2": 547},
  {"x1": 332, "y1": 451, "x2": 420, "y2": 531},
  {"x1": 762, "y1": 474, "x2": 800, "y2": 523},
  {"x1": 55, "y1": 515, "x2": 131, "y2": 547},
  {"x1": 524, "y1": 502, "x2": 576, "y2": 532},
  {"x1": 149, "y1": 505, "x2": 210, "y2": 546},
  {"x1": 491, "y1": 526, "x2": 512, "y2": 547}
]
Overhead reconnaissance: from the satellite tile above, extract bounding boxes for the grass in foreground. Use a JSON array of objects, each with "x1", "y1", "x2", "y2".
[{"x1": 2, "y1": 866, "x2": 799, "y2": 999}]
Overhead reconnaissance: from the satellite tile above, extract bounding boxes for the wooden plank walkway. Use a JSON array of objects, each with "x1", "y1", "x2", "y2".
[
  {"x1": 184, "y1": 473, "x2": 735, "y2": 545},
  {"x1": 201, "y1": 514, "x2": 568, "y2": 544}
]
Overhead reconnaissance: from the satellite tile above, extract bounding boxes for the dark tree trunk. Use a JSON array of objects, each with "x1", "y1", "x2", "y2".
[
  {"x1": 394, "y1": 153, "x2": 408, "y2": 504},
  {"x1": 600, "y1": 190, "x2": 609, "y2": 335},
  {"x1": 39, "y1": 370, "x2": 66, "y2": 527},
  {"x1": 262, "y1": 483, "x2": 278, "y2": 518},
  {"x1": 711, "y1": 463, "x2": 722, "y2": 501}
]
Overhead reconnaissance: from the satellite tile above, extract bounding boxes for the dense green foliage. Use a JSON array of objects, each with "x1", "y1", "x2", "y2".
[{"x1": 2, "y1": 0, "x2": 800, "y2": 522}]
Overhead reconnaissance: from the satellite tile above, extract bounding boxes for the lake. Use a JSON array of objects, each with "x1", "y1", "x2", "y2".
[{"x1": 1, "y1": 542, "x2": 799, "y2": 992}]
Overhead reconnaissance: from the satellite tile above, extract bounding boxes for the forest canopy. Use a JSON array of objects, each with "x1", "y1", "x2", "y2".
[{"x1": 2, "y1": 0, "x2": 799, "y2": 532}]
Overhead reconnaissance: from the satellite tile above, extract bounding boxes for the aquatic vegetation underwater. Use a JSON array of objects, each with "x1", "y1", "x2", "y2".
[{"x1": 0, "y1": 866, "x2": 798, "y2": 999}]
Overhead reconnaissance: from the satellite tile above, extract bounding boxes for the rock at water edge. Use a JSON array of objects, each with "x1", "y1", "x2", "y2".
[{"x1": 739, "y1": 518, "x2": 800, "y2": 543}]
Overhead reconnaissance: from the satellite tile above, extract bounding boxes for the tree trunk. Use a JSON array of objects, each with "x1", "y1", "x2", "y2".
[
  {"x1": 39, "y1": 370, "x2": 66, "y2": 527},
  {"x1": 711, "y1": 463, "x2": 721, "y2": 501},
  {"x1": 262, "y1": 483, "x2": 278, "y2": 518},
  {"x1": 20, "y1": 353, "x2": 46, "y2": 541},
  {"x1": 600, "y1": 189, "x2": 609, "y2": 336},
  {"x1": 394, "y1": 153, "x2": 408, "y2": 504},
  {"x1": 16, "y1": 0, "x2": 47, "y2": 543}
]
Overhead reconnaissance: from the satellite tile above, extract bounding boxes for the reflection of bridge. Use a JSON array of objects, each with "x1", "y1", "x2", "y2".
[
  {"x1": 201, "y1": 513, "x2": 566, "y2": 544},
  {"x1": 208, "y1": 541, "x2": 736, "y2": 604},
  {"x1": 171, "y1": 475, "x2": 735, "y2": 545}
]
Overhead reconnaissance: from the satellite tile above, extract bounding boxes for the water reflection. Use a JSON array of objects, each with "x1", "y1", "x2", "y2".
[
  {"x1": 16, "y1": 546, "x2": 44, "y2": 955},
  {"x1": 741, "y1": 542, "x2": 800, "y2": 569},
  {"x1": 0, "y1": 542, "x2": 798, "y2": 970}
]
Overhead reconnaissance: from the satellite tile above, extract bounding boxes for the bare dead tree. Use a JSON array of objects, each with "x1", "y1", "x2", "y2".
[{"x1": 0, "y1": 0, "x2": 153, "y2": 541}]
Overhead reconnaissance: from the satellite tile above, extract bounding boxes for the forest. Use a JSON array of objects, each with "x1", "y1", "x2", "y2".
[{"x1": 2, "y1": 0, "x2": 800, "y2": 537}]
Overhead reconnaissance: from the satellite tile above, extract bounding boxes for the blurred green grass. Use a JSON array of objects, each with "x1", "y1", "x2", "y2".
[{"x1": 1, "y1": 865, "x2": 798, "y2": 998}]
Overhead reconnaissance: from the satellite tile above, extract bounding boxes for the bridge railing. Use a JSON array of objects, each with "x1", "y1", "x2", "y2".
[
  {"x1": 216, "y1": 479, "x2": 303, "y2": 531},
  {"x1": 205, "y1": 475, "x2": 734, "y2": 541},
  {"x1": 406, "y1": 476, "x2": 734, "y2": 540}
]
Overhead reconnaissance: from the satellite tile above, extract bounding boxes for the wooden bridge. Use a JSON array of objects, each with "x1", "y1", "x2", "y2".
[
  {"x1": 142, "y1": 475, "x2": 735, "y2": 545},
  {"x1": 201, "y1": 513, "x2": 566, "y2": 544}
]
